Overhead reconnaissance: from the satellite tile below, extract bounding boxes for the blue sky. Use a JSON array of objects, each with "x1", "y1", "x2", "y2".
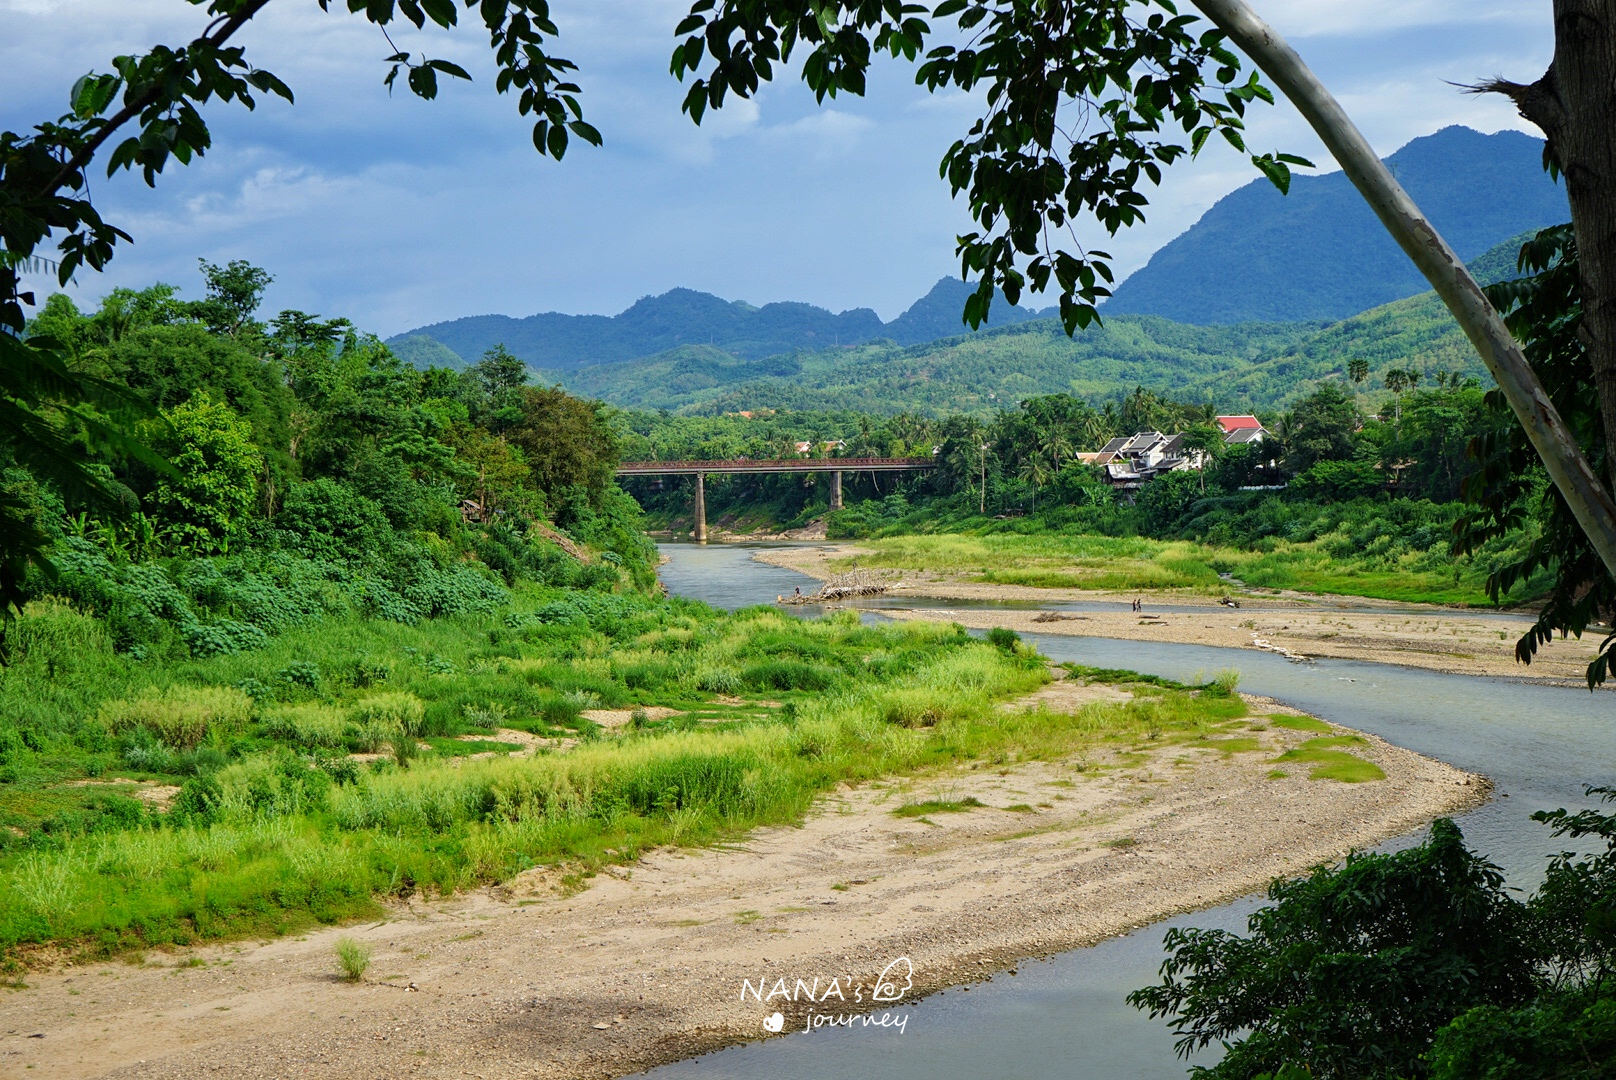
[{"x1": 3, "y1": 0, "x2": 1552, "y2": 336}]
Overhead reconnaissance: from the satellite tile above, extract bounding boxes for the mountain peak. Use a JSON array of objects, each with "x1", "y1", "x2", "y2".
[{"x1": 1102, "y1": 125, "x2": 1566, "y2": 324}]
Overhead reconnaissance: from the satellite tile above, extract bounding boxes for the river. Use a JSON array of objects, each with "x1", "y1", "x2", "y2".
[{"x1": 644, "y1": 542, "x2": 1616, "y2": 1079}]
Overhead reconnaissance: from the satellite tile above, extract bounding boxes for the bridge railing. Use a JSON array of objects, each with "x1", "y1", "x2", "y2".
[{"x1": 614, "y1": 456, "x2": 935, "y2": 473}]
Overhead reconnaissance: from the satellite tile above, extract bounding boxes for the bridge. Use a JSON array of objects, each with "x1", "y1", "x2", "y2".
[{"x1": 615, "y1": 457, "x2": 935, "y2": 541}]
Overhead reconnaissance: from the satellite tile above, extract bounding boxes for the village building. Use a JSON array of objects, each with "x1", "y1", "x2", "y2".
[
  {"x1": 1077, "y1": 430, "x2": 1200, "y2": 492},
  {"x1": 1216, "y1": 414, "x2": 1269, "y2": 446}
]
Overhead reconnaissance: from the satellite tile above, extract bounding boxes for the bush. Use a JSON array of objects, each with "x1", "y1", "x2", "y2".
[
  {"x1": 99, "y1": 686, "x2": 254, "y2": 748},
  {"x1": 987, "y1": 627, "x2": 1021, "y2": 652},
  {"x1": 741, "y1": 659, "x2": 837, "y2": 692}
]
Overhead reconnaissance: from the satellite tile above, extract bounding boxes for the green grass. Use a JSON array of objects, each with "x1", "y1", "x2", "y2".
[
  {"x1": 835, "y1": 532, "x2": 1496, "y2": 606},
  {"x1": 1269, "y1": 715, "x2": 1333, "y2": 734},
  {"x1": 1272, "y1": 736, "x2": 1387, "y2": 783},
  {"x1": 0, "y1": 581, "x2": 1280, "y2": 963},
  {"x1": 892, "y1": 796, "x2": 987, "y2": 818}
]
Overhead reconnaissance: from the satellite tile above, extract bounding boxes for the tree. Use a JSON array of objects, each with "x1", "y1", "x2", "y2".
[
  {"x1": 1129, "y1": 819, "x2": 1540, "y2": 1080},
  {"x1": 191, "y1": 258, "x2": 272, "y2": 337},
  {"x1": 1347, "y1": 358, "x2": 1370, "y2": 384},
  {"x1": 1016, "y1": 453, "x2": 1051, "y2": 513},
  {"x1": 144, "y1": 392, "x2": 262, "y2": 552},
  {"x1": 470, "y1": 344, "x2": 530, "y2": 428},
  {"x1": 505, "y1": 386, "x2": 619, "y2": 505},
  {"x1": 1282, "y1": 383, "x2": 1359, "y2": 474}
]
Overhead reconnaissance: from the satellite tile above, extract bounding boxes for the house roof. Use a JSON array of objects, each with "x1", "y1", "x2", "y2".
[
  {"x1": 1224, "y1": 427, "x2": 1266, "y2": 445},
  {"x1": 1095, "y1": 436, "x2": 1131, "y2": 456},
  {"x1": 1160, "y1": 432, "x2": 1186, "y2": 455},
  {"x1": 1217, "y1": 415, "x2": 1263, "y2": 433},
  {"x1": 1121, "y1": 430, "x2": 1166, "y2": 453}
]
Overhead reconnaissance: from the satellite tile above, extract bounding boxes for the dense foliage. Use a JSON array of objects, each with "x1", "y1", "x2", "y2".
[
  {"x1": 1131, "y1": 800, "x2": 1616, "y2": 1079},
  {"x1": 8, "y1": 263, "x2": 653, "y2": 666}
]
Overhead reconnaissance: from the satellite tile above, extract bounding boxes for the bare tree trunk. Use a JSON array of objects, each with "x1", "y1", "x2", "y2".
[
  {"x1": 1478, "y1": 1, "x2": 1616, "y2": 486},
  {"x1": 1191, "y1": 0, "x2": 1616, "y2": 584}
]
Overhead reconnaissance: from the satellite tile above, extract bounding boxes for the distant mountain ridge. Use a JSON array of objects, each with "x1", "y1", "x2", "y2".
[
  {"x1": 388, "y1": 278, "x2": 1046, "y2": 372},
  {"x1": 1102, "y1": 126, "x2": 1567, "y2": 324},
  {"x1": 548, "y1": 232, "x2": 1534, "y2": 417}
]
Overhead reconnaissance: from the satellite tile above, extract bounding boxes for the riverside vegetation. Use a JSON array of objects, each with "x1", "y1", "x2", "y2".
[
  {"x1": 0, "y1": 264, "x2": 1315, "y2": 970},
  {"x1": 0, "y1": 578, "x2": 1318, "y2": 965},
  {"x1": 618, "y1": 376, "x2": 1540, "y2": 608}
]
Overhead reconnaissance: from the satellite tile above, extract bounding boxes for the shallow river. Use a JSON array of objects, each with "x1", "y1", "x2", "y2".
[{"x1": 645, "y1": 543, "x2": 1616, "y2": 1079}]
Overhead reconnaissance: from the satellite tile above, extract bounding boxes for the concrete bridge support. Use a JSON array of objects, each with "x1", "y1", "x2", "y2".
[
  {"x1": 830, "y1": 470, "x2": 843, "y2": 511},
  {"x1": 693, "y1": 472, "x2": 707, "y2": 543}
]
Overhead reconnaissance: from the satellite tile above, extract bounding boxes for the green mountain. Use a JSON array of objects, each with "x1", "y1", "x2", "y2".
[
  {"x1": 555, "y1": 234, "x2": 1532, "y2": 416},
  {"x1": 1103, "y1": 127, "x2": 1567, "y2": 324},
  {"x1": 387, "y1": 279, "x2": 1044, "y2": 372}
]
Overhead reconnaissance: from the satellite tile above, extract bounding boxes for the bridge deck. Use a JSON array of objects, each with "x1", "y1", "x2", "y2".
[{"x1": 615, "y1": 457, "x2": 934, "y2": 476}]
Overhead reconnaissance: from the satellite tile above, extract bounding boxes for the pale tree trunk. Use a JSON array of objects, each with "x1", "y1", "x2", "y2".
[
  {"x1": 1190, "y1": 0, "x2": 1616, "y2": 584},
  {"x1": 1477, "y1": 1, "x2": 1616, "y2": 486}
]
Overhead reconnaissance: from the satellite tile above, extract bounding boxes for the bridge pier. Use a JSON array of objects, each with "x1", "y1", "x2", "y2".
[
  {"x1": 830, "y1": 470, "x2": 843, "y2": 511},
  {"x1": 693, "y1": 472, "x2": 707, "y2": 543}
]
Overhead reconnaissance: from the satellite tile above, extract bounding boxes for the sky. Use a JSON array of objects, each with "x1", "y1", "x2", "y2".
[{"x1": 2, "y1": 0, "x2": 1553, "y2": 336}]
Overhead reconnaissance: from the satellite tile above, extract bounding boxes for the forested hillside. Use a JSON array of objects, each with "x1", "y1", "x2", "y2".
[
  {"x1": 553, "y1": 231, "x2": 1535, "y2": 416},
  {"x1": 15, "y1": 263, "x2": 654, "y2": 665}
]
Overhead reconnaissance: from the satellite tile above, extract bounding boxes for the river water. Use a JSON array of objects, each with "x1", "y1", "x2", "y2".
[{"x1": 644, "y1": 543, "x2": 1616, "y2": 1079}]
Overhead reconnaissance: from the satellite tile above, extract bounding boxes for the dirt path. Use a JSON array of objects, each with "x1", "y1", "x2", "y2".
[
  {"x1": 753, "y1": 544, "x2": 1606, "y2": 685},
  {"x1": 1, "y1": 687, "x2": 1483, "y2": 1080}
]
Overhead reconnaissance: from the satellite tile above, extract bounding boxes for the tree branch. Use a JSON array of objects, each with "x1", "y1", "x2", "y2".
[
  {"x1": 34, "y1": 0, "x2": 276, "y2": 202},
  {"x1": 1465, "y1": 68, "x2": 1567, "y2": 165}
]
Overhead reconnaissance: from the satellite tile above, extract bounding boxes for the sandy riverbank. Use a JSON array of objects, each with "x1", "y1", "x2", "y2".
[
  {"x1": 1, "y1": 678, "x2": 1482, "y2": 1080},
  {"x1": 753, "y1": 543, "x2": 1606, "y2": 685}
]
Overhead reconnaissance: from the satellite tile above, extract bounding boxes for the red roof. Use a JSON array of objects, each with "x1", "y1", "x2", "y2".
[{"x1": 1216, "y1": 415, "x2": 1263, "y2": 433}]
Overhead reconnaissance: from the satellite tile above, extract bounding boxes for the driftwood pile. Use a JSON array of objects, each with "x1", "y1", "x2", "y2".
[{"x1": 778, "y1": 570, "x2": 889, "y2": 605}]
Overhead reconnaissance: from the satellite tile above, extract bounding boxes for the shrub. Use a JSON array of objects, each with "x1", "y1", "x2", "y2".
[
  {"x1": 276, "y1": 661, "x2": 320, "y2": 691},
  {"x1": 742, "y1": 659, "x2": 837, "y2": 692},
  {"x1": 335, "y1": 937, "x2": 371, "y2": 983},
  {"x1": 99, "y1": 686, "x2": 254, "y2": 748},
  {"x1": 987, "y1": 627, "x2": 1021, "y2": 652}
]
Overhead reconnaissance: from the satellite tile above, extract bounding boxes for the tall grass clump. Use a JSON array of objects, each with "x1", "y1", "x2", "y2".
[
  {"x1": 99, "y1": 686, "x2": 254, "y2": 748},
  {"x1": 346, "y1": 692, "x2": 424, "y2": 751},
  {"x1": 335, "y1": 936, "x2": 371, "y2": 982},
  {"x1": 260, "y1": 704, "x2": 349, "y2": 748}
]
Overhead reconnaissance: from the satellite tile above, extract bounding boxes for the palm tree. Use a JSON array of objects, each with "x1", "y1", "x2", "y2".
[
  {"x1": 1347, "y1": 358, "x2": 1369, "y2": 384},
  {"x1": 1038, "y1": 428, "x2": 1073, "y2": 473},
  {"x1": 1018, "y1": 454, "x2": 1051, "y2": 514},
  {"x1": 1384, "y1": 368, "x2": 1409, "y2": 421}
]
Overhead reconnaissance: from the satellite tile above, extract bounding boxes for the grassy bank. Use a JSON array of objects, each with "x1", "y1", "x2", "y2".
[{"x1": 830, "y1": 533, "x2": 1500, "y2": 606}]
